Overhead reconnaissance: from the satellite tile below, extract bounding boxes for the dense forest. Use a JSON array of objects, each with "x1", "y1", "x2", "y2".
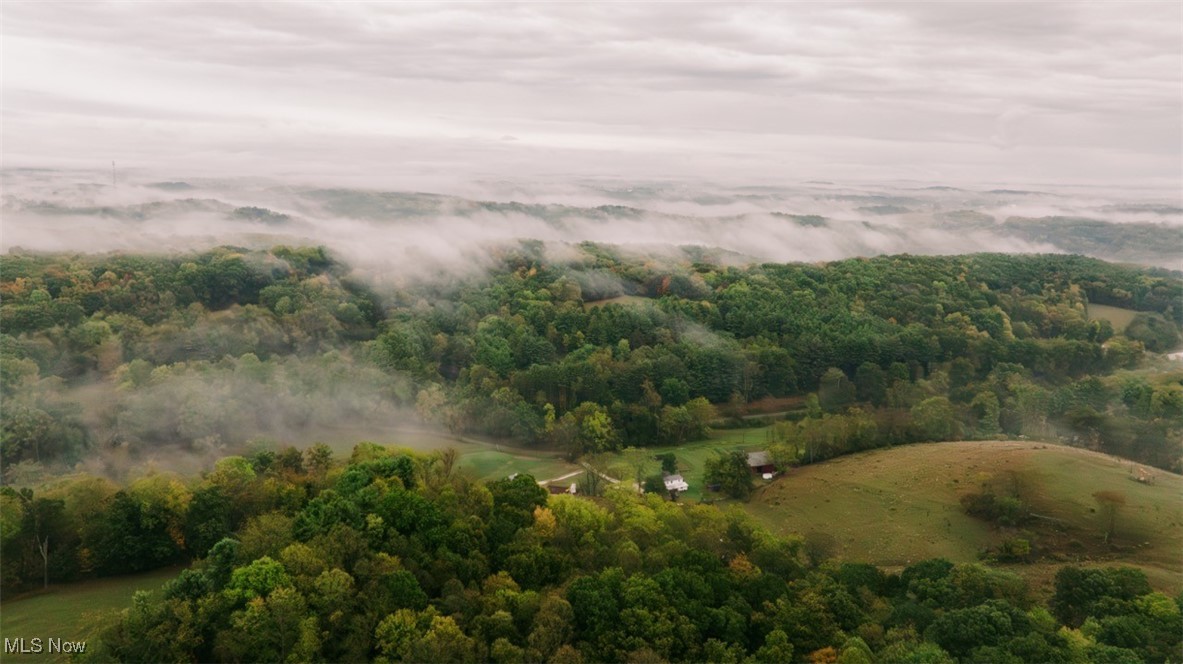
[
  {"x1": 3, "y1": 445, "x2": 1180, "y2": 663},
  {"x1": 2, "y1": 243, "x2": 1181, "y2": 477},
  {"x1": 2, "y1": 243, "x2": 1182, "y2": 661}
]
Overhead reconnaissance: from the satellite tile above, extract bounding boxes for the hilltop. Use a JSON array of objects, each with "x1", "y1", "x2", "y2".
[{"x1": 746, "y1": 441, "x2": 1183, "y2": 592}]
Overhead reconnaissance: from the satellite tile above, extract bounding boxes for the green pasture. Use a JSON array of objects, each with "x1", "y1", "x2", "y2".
[
  {"x1": 0, "y1": 566, "x2": 181, "y2": 663},
  {"x1": 1087, "y1": 303, "x2": 1140, "y2": 333},
  {"x1": 457, "y1": 449, "x2": 580, "y2": 484},
  {"x1": 744, "y1": 441, "x2": 1183, "y2": 592}
]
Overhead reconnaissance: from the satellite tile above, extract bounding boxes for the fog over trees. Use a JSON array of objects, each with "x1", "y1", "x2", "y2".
[{"x1": 3, "y1": 2, "x2": 1182, "y2": 663}]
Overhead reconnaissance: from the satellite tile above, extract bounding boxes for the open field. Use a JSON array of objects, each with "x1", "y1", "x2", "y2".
[
  {"x1": 0, "y1": 566, "x2": 181, "y2": 663},
  {"x1": 285, "y1": 424, "x2": 482, "y2": 455},
  {"x1": 287, "y1": 426, "x2": 577, "y2": 484},
  {"x1": 457, "y1": 449, "x2": 580, "y2": 484},
  {"x1": 746, "y1": 441, "x2": 1183, "y2": 592},
  {"x1": 1087, "y1": 303, "x2": 1140, "y2": 332},
  {"x1": 592, "y1": 426, "x2": 775, "y2": 501}
]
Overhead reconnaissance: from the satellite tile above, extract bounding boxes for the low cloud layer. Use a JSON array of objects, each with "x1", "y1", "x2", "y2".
[
  {"x1": 3, "y1": 3, "x2": 1180, "y2": 186},
  {"x1": 4, "y1": 170, "x2": 1180, "y2": 278}
]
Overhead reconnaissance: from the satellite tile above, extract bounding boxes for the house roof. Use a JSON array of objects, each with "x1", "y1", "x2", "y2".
[
  {"x1": 747, "y1": 451, "x2": 772, "y2": 467},
  {"x1": 663, "y1": 474, "x2": 689, "y2": 491}
]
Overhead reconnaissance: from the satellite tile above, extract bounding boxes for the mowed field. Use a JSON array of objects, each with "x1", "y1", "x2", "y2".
[
  {"x1": 746, "y1": 441, "x2": 1183, "y2": 592},
  {"x1": 288, "y1": 426, "x2": 579, "y2": 484},
  {"x1": 0, "y1": 566, "x2": 181, "y2": 663},
  {"x1": 1087, "y1": 303, "x2": 1140, "y2": 332},
  {"x1": 457, "y1": 449, "x2": 579, "y2": 484}
]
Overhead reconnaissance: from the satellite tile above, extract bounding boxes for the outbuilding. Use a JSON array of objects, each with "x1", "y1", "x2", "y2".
[{"x1": 746, "y1": 451, "x2": 775, "y2": 475}]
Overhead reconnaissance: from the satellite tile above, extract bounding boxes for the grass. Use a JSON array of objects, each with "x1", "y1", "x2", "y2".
[
  {"x1": 745, "y1": 441, "x2": 1183, "y2": 593},
  {"x1": 285, "y1": 426, "x2": 578, "y2": 484},
  {"x1": 1087, "y1": 303, "x2": 1140, "y2": 333},
  {"x1": 287, "y1": 424, "x2": 484, "y2": 455},
  {"x1": 0, "y1": 566, "x2": 181, "y2": 663},
  {"x1": 457, "y1": 449, "x2": 580, "y2": 484},
  {"x1": 590, "y1": 426, "x2": 775, "y2": 502}
]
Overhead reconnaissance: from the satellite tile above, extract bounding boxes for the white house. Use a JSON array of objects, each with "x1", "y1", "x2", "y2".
[{"x1": 663, "y1": 474, "x2": 689, "y2": 493}]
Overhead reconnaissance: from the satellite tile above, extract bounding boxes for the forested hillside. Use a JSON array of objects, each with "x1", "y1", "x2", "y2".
[
  {"x1": 4, "y1": 445, "x2": 1179, "y2": 663},
  {"x1": 3, "y1": 244, "x2": 1181, "y2": 479}
]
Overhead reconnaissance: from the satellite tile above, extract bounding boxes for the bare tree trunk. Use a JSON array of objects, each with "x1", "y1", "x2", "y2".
[{"x1": 38, "y1": 536, "x2": 49, "y2": 589}]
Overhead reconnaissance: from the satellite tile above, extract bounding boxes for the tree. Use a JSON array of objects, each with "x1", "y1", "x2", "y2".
[
  {"x1": 642, "y1": 475, "x2": 666, "y2": 495},
  {"x1": 753, "y1": 629, "x2": 795, "y2": 663},
  {"x1": 704, "y1": 451, "x2": 754, "y2": 500},
  {"x1": 927, "y1": 600, "x2": 1023, "y2": 658},
  {"x1": 225, "y1": 556, "x2": 292, "y2": 602},
  {"x1": 659, "y1": 378, "x2": 690, "y2": 406},
  {"x1": 1051, "y1": 566, "x2": 1151, "y2": 628},
  {"x1": 854, "y1": 363, "x2": 887, "y2": 406},
  {"x1": 970, "y1": 391, "x2": 1001, "y2": 435},
  {"x1": 622, "y1": 447, "x2": 653, "y2": 495},
  {"x1": 819, "y1": 368, "x2": 856, "y2": 412},
  {"x1": 416, "y1": 615, "x2": 479, "y2": 662},
  {"x1": 557, "y1": 402, "x2": 618, "y2": 457},
  {"x1": 93, "y1": 491, "x2": 182, "y2": 574},
  {"x1": 577, "y1": 468, "x2": 605, "y2": 497},
  {"x1": 11, "y1": 491, "x2": 65, "y2": 589},
  {"x1": 656, "y1": 453, "x2": 677, "y2": 475},
  {"x1": 911, "y1": 397, "x2": 960, "y2": 441}
]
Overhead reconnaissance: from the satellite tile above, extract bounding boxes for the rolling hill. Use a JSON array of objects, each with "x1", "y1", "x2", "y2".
[{"x1": 745, "y1": 440, "x2": 1183, "y2": 592}]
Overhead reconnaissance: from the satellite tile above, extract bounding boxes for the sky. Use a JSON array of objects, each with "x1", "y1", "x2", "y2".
[{"x1": 3, "y1": 1, "x2": 1181, "y2": 188}]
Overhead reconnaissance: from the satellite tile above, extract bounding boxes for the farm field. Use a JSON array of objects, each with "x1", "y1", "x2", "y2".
[
  {"x1": 1087, "y1": 302, "x2": 1140, "y2": 332},
  {"x1": 745, "y1": 441, "x2": 1183, "y2": 592},
  {"x1": 0, "y1": 567, "x2": 181, "y2": 663}
]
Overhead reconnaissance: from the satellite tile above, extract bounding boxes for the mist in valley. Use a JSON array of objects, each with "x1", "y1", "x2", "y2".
[
  {"x1": 5, "y1": 169, "x2": 1181, "y2": 279},
  {"x1": 2, "y1": 1, "x2": 1180, "y2": 484}
]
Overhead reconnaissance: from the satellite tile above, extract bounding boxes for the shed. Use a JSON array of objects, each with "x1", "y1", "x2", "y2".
[{"x1": 747, "y1": 451, "x2": 775, "y2": 475}]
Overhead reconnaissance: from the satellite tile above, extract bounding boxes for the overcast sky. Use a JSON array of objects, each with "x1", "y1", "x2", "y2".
[{"x1": 3, "y1": 2, "x2": 1181, "y2": 188}]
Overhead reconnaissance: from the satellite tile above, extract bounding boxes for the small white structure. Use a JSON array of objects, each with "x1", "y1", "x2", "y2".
[
  {"x1": 1167, "y1": 351, "x2": 1183, "y2": 362},
  {"x1": 762, "y1": 472, "x2": 774, "y2": 481},
  {"x1": 663, "y1": 474, "x2": 689, "y2": 493}
]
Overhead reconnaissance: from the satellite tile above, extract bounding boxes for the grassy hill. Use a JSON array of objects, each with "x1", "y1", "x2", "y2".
[
  {"x1": 745, "y1": 441, "x2": 1183, "y2": 592},
  {"x1": 0, "y1": 567, "x2": 181, "y2": 663}
]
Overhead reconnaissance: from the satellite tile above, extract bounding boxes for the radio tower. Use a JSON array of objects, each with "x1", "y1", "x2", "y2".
[{"x1": 111, "y1": 161, "x2": 116, "y2": 187}]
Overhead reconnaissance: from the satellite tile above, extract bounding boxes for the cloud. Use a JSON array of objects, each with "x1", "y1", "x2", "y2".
[
  {"x1": 2, "y1": 2, "x2": 1179, "y2": 187},
  {"x1": 8, "y1": 171, "x2": 1180, "y2": 285}
]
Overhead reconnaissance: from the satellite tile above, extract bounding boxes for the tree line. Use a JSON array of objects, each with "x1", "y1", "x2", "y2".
[{"x1": 4, "y1": 445, "x2": 1178, "y2": 662}]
